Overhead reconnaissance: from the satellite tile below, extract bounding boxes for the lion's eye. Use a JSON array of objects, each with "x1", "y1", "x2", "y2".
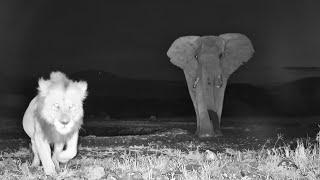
[
  {"x1": 53, "y1": 103, "x2": 60, "y2": 110},
  {"x1": 69, "y1": 105, "x2": 76, "y2": 110}
]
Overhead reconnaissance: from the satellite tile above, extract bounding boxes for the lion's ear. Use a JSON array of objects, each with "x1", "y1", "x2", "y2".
[
  {"x1": 76, "y1": 81, "x2": 88, "y2": 100},
  {"x1": 38, "y1": 78, "x2": 51, "y2": 97}
]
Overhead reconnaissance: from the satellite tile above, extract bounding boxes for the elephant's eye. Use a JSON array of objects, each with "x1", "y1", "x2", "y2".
[{"x1": 219, "y1": 53, "x2": 224, "y2": 59}]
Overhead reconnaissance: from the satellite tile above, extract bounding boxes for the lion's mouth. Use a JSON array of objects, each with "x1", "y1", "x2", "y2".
[
  {"x1": 56, "y1": 126, "x2": 70, "y2": 135},
  {"x1": 61, "y1": 123, "x2": 69, "y2": 128},
  {"x1": 55, "y1": 121, "x2": 72, "y2": 134},
  {"x1": 61, "y1": 123, "x2": 70, "y2": 129}
]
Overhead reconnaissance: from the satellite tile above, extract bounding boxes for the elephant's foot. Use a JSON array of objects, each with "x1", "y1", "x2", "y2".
[
  {"x1": 196, "y1": 128, "x2": 222, "y2": 138},
  {"x1": 197, "y1": 132, "x2": 215, "y2": 138},
  {"x1": 196, "y1": 112, "x2": 215, "y2": 138},
  {"x1": 213, "y1": 128, "x2": 223, "y2": 137},
  {"x1": 196, "y1": 130, "x2": 215, "y2": 138},
  {"x1": 195, "y1": 110, "x2": 224, "y2": 138},
  {"x1": 195, "y1": 122, "x2": 217, "y2": 138}
]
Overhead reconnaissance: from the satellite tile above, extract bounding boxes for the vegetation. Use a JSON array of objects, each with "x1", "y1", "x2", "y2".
[{"x1": 1, "y1": 129, "x2": 320, "y2": 180}]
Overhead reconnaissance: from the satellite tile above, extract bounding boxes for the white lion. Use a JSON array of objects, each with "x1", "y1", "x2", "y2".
[{"x1": 22, "y1": 71, "x2": 88, "y2": 175}]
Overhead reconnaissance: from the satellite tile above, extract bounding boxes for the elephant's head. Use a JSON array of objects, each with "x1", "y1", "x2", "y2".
[{"x1": 167, "y1": 33, "x2": 254, "y2": 82}]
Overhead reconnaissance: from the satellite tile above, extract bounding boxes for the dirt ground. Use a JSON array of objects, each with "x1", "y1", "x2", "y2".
[
  {"x1": 1, "y1": 116, "x2": 319, "y2": 153},
  {"x1": 1, "y1": 117, "x2": 320, "y2": 180}
]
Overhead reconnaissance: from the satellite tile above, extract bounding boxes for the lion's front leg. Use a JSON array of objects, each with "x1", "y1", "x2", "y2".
[
  {"x1": 52, "y1": 143, "x2": 64, "y2": 172},
  {"x1": 34, "y1": 134, "x2": 56, "y2": 175},
  {"x1": 56, "y1": 131, "x2": 79, "y2": 163}
]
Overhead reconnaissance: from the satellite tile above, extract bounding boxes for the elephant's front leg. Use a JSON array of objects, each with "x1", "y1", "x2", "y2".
[
  {"x1": 214, "y1": 76, "x2": 228, "y2": 127},
  {"x1": 184, "y1": 71, "x2": 215, "y2": 137},
  {"x1": 195, "y1": 83, "x2": 216, "y2": 138},
  {"x1": 184, "y1": 71, "x2": 200, "y2": 134},
  {"x1": 205, "y1": 74, "x2": 227, "y2": 136},
  {"x1": 202, "y1": 69, "x2": 227, "y2": 136}
]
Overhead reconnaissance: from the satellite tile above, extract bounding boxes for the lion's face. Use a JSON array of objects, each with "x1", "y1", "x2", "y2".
[{"x1": 38, "y1": 72, "x2": 87, "y2": 135}]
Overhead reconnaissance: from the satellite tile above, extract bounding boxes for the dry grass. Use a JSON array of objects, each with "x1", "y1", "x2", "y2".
[{"x1": 1, "y1": 132, "x2": 320, "y2": 180}]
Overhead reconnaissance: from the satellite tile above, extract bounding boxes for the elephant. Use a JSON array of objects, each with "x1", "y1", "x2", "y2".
[{"x1": 167, "y1": 33, "x2": 254, "y2": 138}]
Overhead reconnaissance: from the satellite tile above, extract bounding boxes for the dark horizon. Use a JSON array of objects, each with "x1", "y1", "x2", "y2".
[
  {"x1": 0, "y1": 0, "x2": 320, "y2": 119},
  {"x1": 0, "y1": 1, "x2": 320, "y2": 86}
]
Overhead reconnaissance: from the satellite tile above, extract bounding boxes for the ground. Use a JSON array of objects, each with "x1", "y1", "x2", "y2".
[{"x1": 0, "y1": 116, "x2": 320, "y2": 179}]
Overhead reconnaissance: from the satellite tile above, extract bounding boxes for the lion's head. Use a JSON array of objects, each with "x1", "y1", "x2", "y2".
[{"x1": 36, "y1": 72, "x2": 88, "y2": 138}]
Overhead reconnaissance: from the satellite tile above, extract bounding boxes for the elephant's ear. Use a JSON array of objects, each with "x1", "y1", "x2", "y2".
[
  {"x1": 219, "y1": 33, "x2": 254, "y2": 77},
  {"x1": 167, "y1": 36, "x2": 200, "y2": 77}
]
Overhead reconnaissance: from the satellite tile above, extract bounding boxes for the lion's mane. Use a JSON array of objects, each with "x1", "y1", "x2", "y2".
[{"x1": 35, "y1": 71, "x2": 87, "y2": 143}]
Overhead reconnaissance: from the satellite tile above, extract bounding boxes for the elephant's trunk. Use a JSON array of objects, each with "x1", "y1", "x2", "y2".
[{"x1": 202, "y1": 67, "x2": 225, "y2": 136}]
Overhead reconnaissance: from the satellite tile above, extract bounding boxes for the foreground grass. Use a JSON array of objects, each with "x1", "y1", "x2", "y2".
[{"x1": 1, "y1": 132, "x2": 320, "y2": 180}]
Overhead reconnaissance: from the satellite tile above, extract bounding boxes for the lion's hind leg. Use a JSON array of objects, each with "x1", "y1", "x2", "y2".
[{"x1": 30, "y1": 139, "x2": 40, "y2": 167}]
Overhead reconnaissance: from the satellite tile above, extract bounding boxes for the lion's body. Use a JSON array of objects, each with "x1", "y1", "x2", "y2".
[
  {"x1": 23, "y1": 97, "x2": 38, "y2": 139},
  {"x1": 22, "y1": 71, "x2": 87, "y2": 175}
]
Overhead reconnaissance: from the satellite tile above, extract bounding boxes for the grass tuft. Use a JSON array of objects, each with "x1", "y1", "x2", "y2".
[{"x1": 1, "y1": 131, "x2": 320, "y2": 179}]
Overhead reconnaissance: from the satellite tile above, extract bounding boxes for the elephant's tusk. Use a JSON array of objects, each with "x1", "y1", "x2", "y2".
[
  {"x1": 215, "y1": 74, "x2": 223, "y2": 88},
  {"x1": 193, "y1": 77, "x2": 200, "y2": 88}
]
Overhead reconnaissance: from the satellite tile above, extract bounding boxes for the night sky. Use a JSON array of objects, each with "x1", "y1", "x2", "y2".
[{"x1": 1, "y1": 1, "x2": 320, "y2": 86}]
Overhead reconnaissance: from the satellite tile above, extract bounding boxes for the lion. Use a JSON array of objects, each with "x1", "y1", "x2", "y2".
[{"x1": 22, "y1": 71, "x2": 88, "y2": 175}]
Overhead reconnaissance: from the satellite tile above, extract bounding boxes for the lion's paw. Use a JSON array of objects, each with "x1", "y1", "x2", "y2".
[{"x1": 43, "y1": 162, "x2": 57, "y2": 176}]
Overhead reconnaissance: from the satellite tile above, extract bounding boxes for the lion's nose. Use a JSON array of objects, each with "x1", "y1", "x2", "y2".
[
  {"x1": 61, "y1": 120, "x2": 69, "y2": 125},
  {"x1": 60, "y1": 114, "x2": 70, "y2": 125}
]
